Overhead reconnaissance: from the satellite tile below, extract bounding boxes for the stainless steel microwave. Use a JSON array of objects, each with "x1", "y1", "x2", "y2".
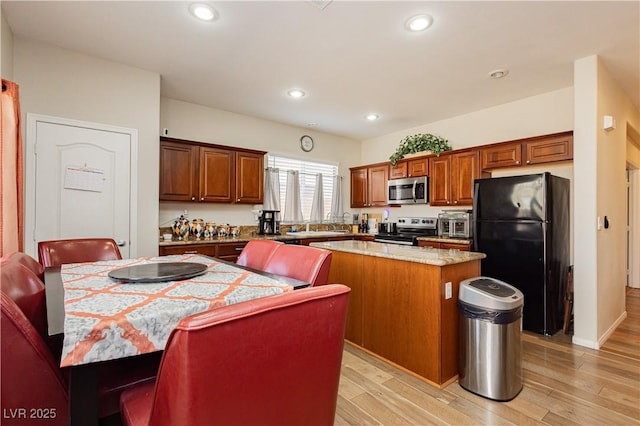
[{"x1": 387, "y1": 176, "x2": 429, "y2": 205}]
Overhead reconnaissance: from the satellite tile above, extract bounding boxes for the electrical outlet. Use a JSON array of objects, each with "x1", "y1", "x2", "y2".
[{"x1": 445, "y1": 282, "x2": 452, "y2": 299}]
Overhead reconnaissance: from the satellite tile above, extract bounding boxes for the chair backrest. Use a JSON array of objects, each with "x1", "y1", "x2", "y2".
[
  {"x1": 3, "y1": 252, "x2": 45, "y2": 279},
  {"x1": 147, "y1": 284, "x2": 350, "y2": 426},
  {"x1": 263, "y1": 244, "x2": 333, "y2": 286},
  {"x1": 0, "y1": 292, "x2": 69, "y2": 425},
  {"x1": 235, "y1": 239, "x2": 283, "y2": 270},
  {"x1": 0, "y1": 260, "x2": 48, "y2": 340},
  {"x1": 38, "y1": 238, "x2": 122, "y2": 267}
]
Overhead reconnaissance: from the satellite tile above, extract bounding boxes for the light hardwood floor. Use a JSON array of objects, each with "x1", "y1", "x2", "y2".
[{"x1": 336, "y1": 288, "x2": 640, "y2": 425}]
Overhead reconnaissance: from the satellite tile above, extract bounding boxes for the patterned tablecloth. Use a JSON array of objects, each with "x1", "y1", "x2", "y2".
[{"x1": 59, "y1": 254, "x2": 293, "y2": 367}]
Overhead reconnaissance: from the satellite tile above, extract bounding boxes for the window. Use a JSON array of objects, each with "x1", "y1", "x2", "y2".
[{"x1": 266, "y1": 155, "x2": 338, "y2": 222}]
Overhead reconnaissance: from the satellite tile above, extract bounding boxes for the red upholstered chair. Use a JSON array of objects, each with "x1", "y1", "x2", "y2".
[
  {"x1": 1, "y1": 292, "x2": 69, "y2": 426},
  {"x1": 235, "y1": 239, "x2": 283, "y2": 270},
  {"x1": 38, "y1": 238, "x2": 122, "y2": 267},
  {"x1": 263, "y1": 244, "x2": 333, "y2": 286},
  {"x1": 0, "y1": 260, "x2": 48, "y2": 341},
  {"x1": 120, "y1": 284, "x2": 350, "y2": 426},
  {"x1": 3, "y1": 252, "x2": 45, "y2": 279}
]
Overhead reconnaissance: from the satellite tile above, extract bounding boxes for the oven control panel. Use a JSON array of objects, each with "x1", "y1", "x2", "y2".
[{"x1": 397, "y1": 217, "x2": 437, "y2": 229}]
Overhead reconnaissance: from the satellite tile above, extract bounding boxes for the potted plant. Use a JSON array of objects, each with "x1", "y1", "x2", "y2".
[{"x1": 389, "y1": 133, "x2": 452, "y2": 166}]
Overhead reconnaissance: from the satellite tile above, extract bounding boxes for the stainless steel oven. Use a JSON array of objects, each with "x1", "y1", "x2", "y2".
[
  {"x1": 387, "y1": 176, "x2": 429, "y2": 205},
  {"x1": 374, "y1": 217, "x2": 437, "y2": 245}
]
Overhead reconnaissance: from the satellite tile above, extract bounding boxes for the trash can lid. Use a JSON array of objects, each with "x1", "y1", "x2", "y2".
[{"x1": 459, "y1": 276, "x2": 524, "y2": 311}]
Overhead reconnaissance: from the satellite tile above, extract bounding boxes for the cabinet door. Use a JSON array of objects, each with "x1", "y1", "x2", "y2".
[
  {"x1": 159, "y1": 141, "x2": 198, "y2": 201},
  {"x1": 350, "y1": 168, "x2": 368, "y2": 208},
  {"x1": 440, "y1": 242, "x2": 470, "y2": 252},
  {"x1": 407, "y1": 158, "x2": 428, "y2": 177},
  {"x1": 216, "y1": 242, "x2": 248, "y2": 262},
  {"x1": 429, "y1": 155, "x2": 451, "y2": 206},
  {"x1": 367, "y1": 165, "x2": 389, "y2": 207},
  {"x1": 451, "y1": 150, "x2": 480, "y2": 206},
  {"x1": 159, "y1": 244, "x2": 217, "y2": 257},
  {"x1": 524, "y1": 134, "x2": 573, "y2": 165},
  {"x1": 481, "y1": 143, "x2": 522, "y2": 170},
  {"x1": 235, "y1": 151, "x2": 264, "y2": 203},
  {"x1": 199, "y1": 147, "x2": 235, "y2": 202},
  {"x1": 389, "y1": 161, "x2": 407, "y2": 179}
]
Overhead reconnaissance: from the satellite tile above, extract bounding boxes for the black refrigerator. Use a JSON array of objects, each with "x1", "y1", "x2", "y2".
[{"x1": 473, "y1": 172, "x2": 570, "y2": 336}]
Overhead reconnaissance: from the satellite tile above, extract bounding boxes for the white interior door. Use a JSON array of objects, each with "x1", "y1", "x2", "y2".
[{"x1": 26, "y1": 114, "x2": 137, "y2": 258}]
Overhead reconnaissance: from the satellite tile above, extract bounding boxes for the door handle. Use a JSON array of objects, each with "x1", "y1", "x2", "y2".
[
  {"x1": 412, "y1": 181, "x2": 417, "y2": 202},
  {"x1": 116, "y1": 240, "x2": 127, "y2": 247}
]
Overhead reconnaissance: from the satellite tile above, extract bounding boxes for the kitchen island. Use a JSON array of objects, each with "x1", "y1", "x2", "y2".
[{"x1": 309, "y1": 240, "x2": 485, "y2": 387}]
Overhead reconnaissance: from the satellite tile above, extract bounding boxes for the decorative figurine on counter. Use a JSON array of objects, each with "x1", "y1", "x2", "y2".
[
  {"x1": 217, "y1": 224, "x2": 228, "y2": 237},
  {"x1": 190, "y1": 218, "x2": 204, "y2": 240},
  {"x1": 172, "y1": 215, "x2": 190, "y2": 240},
  {"x1": 204, "y1": 222, "x2": 216, "y2": 240}
]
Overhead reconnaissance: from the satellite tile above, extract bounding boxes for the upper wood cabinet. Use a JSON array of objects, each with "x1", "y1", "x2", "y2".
[
  {"x1": 159, "y1": 137, "x2": 265, "y2": 204},
  {"x1": 429, "y1": 150, "x2": 481, "y2": 207},
  {"x1": 389, "y1": 157, "x2": 428, "y2": 180},
  {"x1": 350, "y1": 164, "x2": 389, "y2": 208},
  {"x1": 481, "y1": 131, "x2": 573, "y2": 170}
]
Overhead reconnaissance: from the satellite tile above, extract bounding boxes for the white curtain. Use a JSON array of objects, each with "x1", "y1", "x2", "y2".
[
  {"x1": 283, "y1": 170, "x2": 303, "y2": 222},
  {"x1": 263, "y1": 167, "x2": 281, "y2": 211},
  {"x1": 310, "y1": 174, "x2": 324, "y2": 223},
  {"x1": 330, "y1": 175, "x2": 343, "y2": 222}
]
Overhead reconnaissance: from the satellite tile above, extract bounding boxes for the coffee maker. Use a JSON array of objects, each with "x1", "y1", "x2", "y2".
[{"x1": 258, "y1": 210, "x2": 280, "y2": 235}]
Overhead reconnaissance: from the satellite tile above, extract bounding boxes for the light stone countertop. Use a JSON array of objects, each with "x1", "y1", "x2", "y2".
[
  {"x1": 309, "y1": 240, "x2": 485, "y2": 266},
  {"x1": 416, "y1": 236, "x2": 473, "y2": 245}
]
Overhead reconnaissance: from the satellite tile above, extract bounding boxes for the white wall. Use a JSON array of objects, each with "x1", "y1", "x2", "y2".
[
  {"x1": 359, "y1": 88, "x2": 575, "y2": 222},
  {"x1": 1, "y1": 8, "x2": 14, "y2": 79},
  {"x1": 13, "y1": 38, "x2": 161, "y2": 257},
  {"x1": 159, "y1": 97, "x2": 361, "y2": 227}
]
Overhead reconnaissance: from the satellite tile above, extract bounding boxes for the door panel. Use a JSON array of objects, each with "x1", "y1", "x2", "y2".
[{"x1": 34, "y1": 120, "x2": 131, "y2": 257}]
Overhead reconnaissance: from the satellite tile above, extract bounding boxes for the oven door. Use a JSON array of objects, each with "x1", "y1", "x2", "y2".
[{"x1": 373, "y1": 235, "x2": 415, "y2": 246}]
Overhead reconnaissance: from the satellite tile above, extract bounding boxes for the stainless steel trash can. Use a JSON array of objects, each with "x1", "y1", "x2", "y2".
[{"x1": 458, "y1": 276, "x2": 524, "y2": 401}]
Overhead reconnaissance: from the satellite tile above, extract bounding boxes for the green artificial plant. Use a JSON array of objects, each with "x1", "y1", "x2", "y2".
[{"x1": 389, "y1": 133, "x2": 452, "y2": 166}]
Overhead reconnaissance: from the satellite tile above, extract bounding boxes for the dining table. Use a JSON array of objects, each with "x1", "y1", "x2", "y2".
[{"x1": 44, "y1": 253, "x2": 309, "y2": 426}]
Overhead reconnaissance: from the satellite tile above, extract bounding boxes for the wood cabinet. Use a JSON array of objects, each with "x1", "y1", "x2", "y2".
[
  {"x1": 481, "y1": 131, "x2": 573, "y2": 170},
  {"x1": 327, "y1": 249, "x2": 481, "y2": 386},
  {"x1": 418, "y1": 240, "x2": 471, "y2": 251},
  {"x1": 429, "y1": 150, "x2": 481, "y2": 206},
  {"x1": 159, "y1": 241, "x2": 248, "y2": 262},
  {"x1": 389, "y1": 157, "x2": 428, "y2": 179},
  {"x1": 350, "y1": 164, "x2": 389, "y2": 208},
  {"x1": 159, "y1": 137, "x2": 265, "y2": 204}
]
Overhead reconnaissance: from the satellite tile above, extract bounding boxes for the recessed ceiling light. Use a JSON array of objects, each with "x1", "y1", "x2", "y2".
[
  {"x1": 489, "y1": 69, "x2": 509, "y2": 79},
  {"x1": 366, "y1": 114, "x2": 380, "y2": 121},
  {"x1": 189, "y1": 3, "x2": 217, "y2": 21},
  {"x1": 287, "y1": 89, "x2": 306, "y2": 98},
  {"x1": 405, "y1": 14, "x2": 433, "y2": 32}
]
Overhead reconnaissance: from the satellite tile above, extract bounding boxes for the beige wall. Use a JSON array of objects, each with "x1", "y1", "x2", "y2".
[
  {"x1": 573, "y1": 55, "x2": 640, "y2": 348},
  {"x1": 13, "y1": 38, "x2": 161, "y2": 257},
  {"x1": 358, "y1": 87, "x2": 575, "y2": 222},
  {"x1": 159, "y1": 97, "x2": 361, "y2": 227},
  {"x1": 1, "y1": 9, "x2": 14, "y2": 79}
]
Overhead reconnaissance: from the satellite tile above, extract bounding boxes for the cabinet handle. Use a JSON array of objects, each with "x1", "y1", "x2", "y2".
[
  {"x1": 191, "y1": 197, "x2": 195, "y2": 201},
  {"x1": 200, "y1": 197, "x2": 204, "y2": 201},
  {"x1": 526, "y1": 160, "x2": 531, "y2": 164},
  {"x1": 234, "y1": 247, "x2": 244, "y2": 251},
  {"x1": 237, "y1": 198, "x2": 240, "y2": 202},
  {"x1": 184, "y1": 250, "x2": 198, "y2": 254},
  {"x1": 454, "y1": 200, "x2": 458, "y2": 204},
  {"x1": 447, "y1": 201, "x2": 450, "y2": 205},
  {"x1": 516, "y1": 161, "x2": 520, "y2": 165}
]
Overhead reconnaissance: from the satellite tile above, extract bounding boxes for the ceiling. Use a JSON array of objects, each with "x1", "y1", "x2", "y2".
[{"x1": 3, "y1": 1, "x2": 639, "y2": 140}]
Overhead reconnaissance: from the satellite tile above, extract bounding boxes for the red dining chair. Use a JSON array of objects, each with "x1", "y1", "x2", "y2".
[
  {"x1": 263, "y1": 244, "x2": 333, "y2": 286},
  {"x1": 0, "y1": 260, "x2": 49, "y2": 345},
  {"x1": 120, "y1": 284, "x2": 350, "y2": 426},
  {"x1": 1, "y1": 292, "x2": 70, "y2": 426},
  {"x1": 37, "y1": 238, "x2": 122, "y2": 267},
  {"x1": 3, "y1": 252, "x2": 45, "y2": 279},
  {"x1": 235, "y1": 239, "x2": 283, "y2": 270}
]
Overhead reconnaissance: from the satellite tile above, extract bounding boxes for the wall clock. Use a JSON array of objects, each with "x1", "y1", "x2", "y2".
[{"x1": 300, "y1": 135, "x2": 314, "y2": 152}]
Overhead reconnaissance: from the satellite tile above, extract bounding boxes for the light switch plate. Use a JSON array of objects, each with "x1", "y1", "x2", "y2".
[{"x1": 445, "y1": 282, "x2": 452, "y2": 299}]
